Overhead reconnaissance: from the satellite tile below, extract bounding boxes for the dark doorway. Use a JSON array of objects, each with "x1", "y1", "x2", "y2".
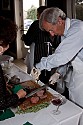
[{"x1": 46, "y1": 0, "x2": 67, "y2": 15}]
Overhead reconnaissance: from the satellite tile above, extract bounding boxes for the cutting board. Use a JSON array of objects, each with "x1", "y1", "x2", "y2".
[{"x1": 19, "y1": 80, "x2": 53, "y2": 111}]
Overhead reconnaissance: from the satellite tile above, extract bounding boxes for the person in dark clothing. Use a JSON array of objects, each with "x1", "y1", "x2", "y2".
[
  {"x1": 0, "y1": 17, "x2": 27, "y2": 110},
  {"x1": 22, "y1": 6, "x2": 61, "y2": 83}
]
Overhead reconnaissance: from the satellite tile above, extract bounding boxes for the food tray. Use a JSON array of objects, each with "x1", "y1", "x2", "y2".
[{"x1": 17, "y1": 80, "x2": 53, "y2": 113}]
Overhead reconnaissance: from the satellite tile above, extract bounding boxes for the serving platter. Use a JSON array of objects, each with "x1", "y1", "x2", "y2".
[{"x1": 16, "y1": 80, "x2": 53, "y2": 113}]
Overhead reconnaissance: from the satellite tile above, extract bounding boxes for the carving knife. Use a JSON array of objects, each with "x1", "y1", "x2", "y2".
[{"x1": 25, "y1": 82, "x2": 49, "y2": 98}]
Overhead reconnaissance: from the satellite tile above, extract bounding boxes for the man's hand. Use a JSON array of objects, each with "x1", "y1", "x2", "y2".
[
  {"x1": 49, "y1": 72, "x2": 60, "y2": 85},
  {"x1": 30, "y1": 67, "x2": 41, "y2": 80},
  {"x1": 16, "y1": 89, "x2": 26, "y2": 99}
]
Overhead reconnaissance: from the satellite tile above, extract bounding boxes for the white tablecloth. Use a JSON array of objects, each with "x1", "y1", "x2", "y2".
[
  {"x1": 0, "y1": 64, "x2": 83, "y2": 125},
  {"x1": 6, "y1": 64, "x2": 34, "y2": 82}
]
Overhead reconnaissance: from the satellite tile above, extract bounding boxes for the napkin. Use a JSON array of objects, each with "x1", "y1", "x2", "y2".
[
  {"x1": 12, "y1": 85, "x2": 23, "y2": 94},
  {"x1": 23, "y1": 121, "x2": 33, "y2": 125},
  {"x1": 0, "y1": 108, "x2": 15, "y2": 121}
]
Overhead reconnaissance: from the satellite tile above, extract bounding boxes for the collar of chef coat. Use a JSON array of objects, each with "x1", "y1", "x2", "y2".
[{"x1": 61, "y1": 18, "x2": 71, "y2": 41}]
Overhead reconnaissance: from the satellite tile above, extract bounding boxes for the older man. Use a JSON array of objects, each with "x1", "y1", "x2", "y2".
[{"x1": 31, "y1": 7, "x2": 83, "y2": 108}]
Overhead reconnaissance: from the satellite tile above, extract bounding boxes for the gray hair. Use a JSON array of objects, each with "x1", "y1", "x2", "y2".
[{"x1": 39, "y1": 7, "x2": 66, "y2": 30}]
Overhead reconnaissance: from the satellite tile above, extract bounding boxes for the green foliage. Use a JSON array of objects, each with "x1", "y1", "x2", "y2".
[{"x1": 27, "y1": 5, "x2": 37, "y2": 21}]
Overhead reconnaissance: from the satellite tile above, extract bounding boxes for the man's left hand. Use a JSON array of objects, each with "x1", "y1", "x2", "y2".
[{"x1": 49, "y1": 72, "x2": 60, "y2": 85}]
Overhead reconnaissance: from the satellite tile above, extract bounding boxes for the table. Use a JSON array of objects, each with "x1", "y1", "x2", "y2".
[
  {"x1": 5, "y1": 64, "x2": 34, "y2": 82},
  {"x1": 0, "y1": 64, "x2": 83, "y2": 125}
]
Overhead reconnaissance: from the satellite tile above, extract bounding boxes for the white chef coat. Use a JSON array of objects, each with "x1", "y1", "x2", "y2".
[
  {"x1": 36, "y1": 18, "x2": 83, "y2": 71},
  {"x1": 36, "y1": 18, "x2": 83, "y2": 107}
]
